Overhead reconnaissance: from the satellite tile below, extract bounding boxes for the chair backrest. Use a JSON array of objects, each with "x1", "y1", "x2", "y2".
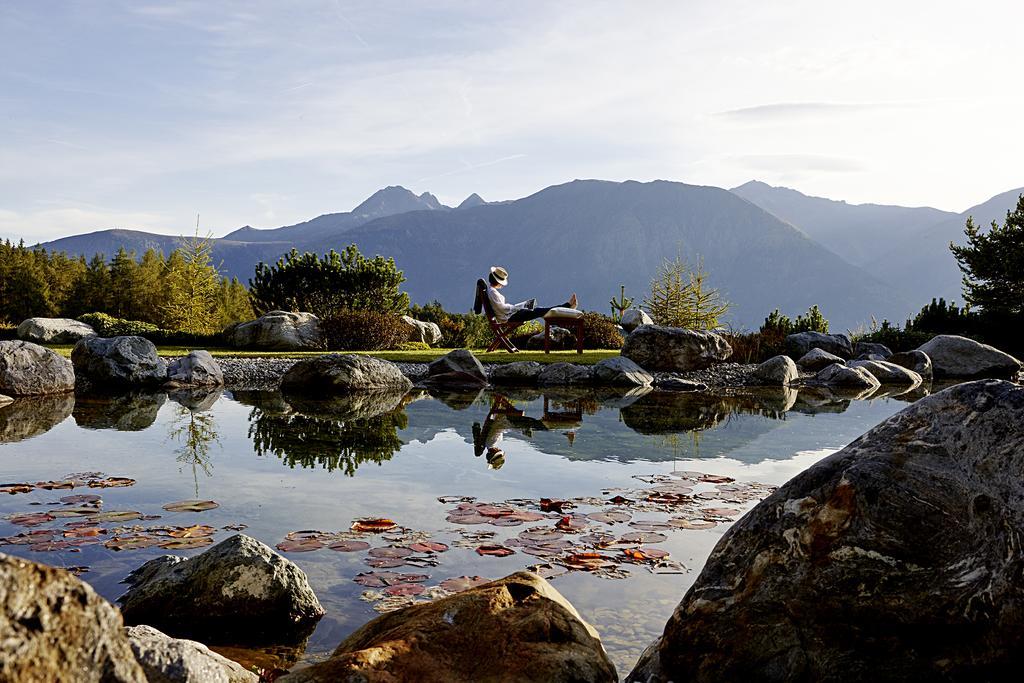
[{"x1": 474, "y1": 278, "x2": 494, "y2": 318}]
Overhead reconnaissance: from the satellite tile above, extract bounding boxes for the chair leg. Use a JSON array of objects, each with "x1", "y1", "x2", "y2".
[
  {"x1": 577, "y1": 320, "x2": 584, "y2": 354},
  {"x1": 544, "y1": 321, "x2": 551, "y2": 354}
]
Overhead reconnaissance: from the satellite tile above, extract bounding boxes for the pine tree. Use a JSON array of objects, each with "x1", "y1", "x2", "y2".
[
  {"x1": 950, "y1": 194, "x2": 1024, "y2": 316},
  {"x1": 134, "y1": 248, "x2": 166, "y2": 324},
  {"x1": 644, "y1": 255, "x2": 730, "y2": 330},
  {"x1": 161, "y1": 233, "x2": 221, "y2": 334},
  {"x1": 108, "y1": 247, "x2": 139, "y2": 318}
]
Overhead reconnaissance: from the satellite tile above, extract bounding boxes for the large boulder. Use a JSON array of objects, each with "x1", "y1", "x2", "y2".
[
  {"x1": 488, "y1": 361, "x2": 544, "y2": 384},
  {"x1": 813, "y1": 362, "x2": 881, "y2": 392},
  {"x1": 1, "y1": 553, "x2": 145, "y2": 682},
  {"x1": 527, "y1": 326, "x2": 576, "y2": 351},
  {"x1": 223, "y1": 311, "x2": 322, "y2": 351},
  {"x1": 17, "y1": 317, "x2": 96, "y2": 344},
  {"x1": 281, "y1": 354, "x2": 411, "y2": 394},
  {"x1": 848, "y1": 359, "x2": 922, "y2": 386},
  {"x1": 277, "y1": 572, "x2": 616, "y2": 683},
  {"x1": 125, "y1": 625, "x2": 258, "y2": 683},
  {"x1": 424, "y1": 349, "x2": 487, "y2": 388},
  {"x1": 751, "y1": 355, "x2": 798, "y2": 385},
  {"x1": 166, "y1": 351, "x2": 224, "y2": 387},
  {"x1": 621, "y1": 325, "x2": 732, "y2": 372},
  {"x1": 785, "y1": 331, "x2": 854, "y2": 359},
  {"x1": 592, "y1": 356, "x2": 653, "y2": 387},
  {"x1": 888, "y1": 350, "x2": 933, "y2": 380},
  {"x1": 118, "y1": 534, "x2": 324, "y2": 645},
  {"x1": 796, "y1": 347, "x2": 845, "y2": 372},
  {"x1": 0, "y1": 340, "x2": 75, "y2": 396},
  {"x1": 917, "y1": 334, "x2": 1022, "y2": 378},
  {"x1": 538, "y1": 362, "x2": 593, "y2": 386},
  {"x1": 400, "y1": 315, "x2": 442, "y2": 346},
  {"x1": 620, "y1": 309, "x2": 654, "y2": 333},
  {"x1": 853, "y1": 341, "x2": 892, "y2": 359},
  {"x1": 628, "y1": 380, "x2": 1024, "y2": 682},
  {"x1": 72, "y1": 336, "x2": 167, "y2": 387}
]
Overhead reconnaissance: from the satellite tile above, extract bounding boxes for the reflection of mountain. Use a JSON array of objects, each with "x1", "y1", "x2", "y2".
[
  {"x1": 73, "y1": 392, "x2": 166, "y2": 431},
  {"x1": 0, "y1": 394, "x2": 74, "y2": 443},
  {"x1": 245, "y1": 390, "x2": 409, "y2": 476}
]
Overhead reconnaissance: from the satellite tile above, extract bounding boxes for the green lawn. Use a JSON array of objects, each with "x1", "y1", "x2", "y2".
[{"x1": 47, "y1": 345, "x2": 619, "y2": 365}]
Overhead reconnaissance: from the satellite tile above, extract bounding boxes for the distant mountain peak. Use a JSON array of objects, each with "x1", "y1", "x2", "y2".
[
  {"x1": 457, "y1": 193, "x2": 487, "y2": 209},
  {"x1": 352, "y1": 186, "x2": 448, "y2": 219}
]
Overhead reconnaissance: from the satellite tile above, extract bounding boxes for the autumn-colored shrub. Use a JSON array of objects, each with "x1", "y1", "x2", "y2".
[
  {"x1": 322, "y1": 311, "x2": 407, "y2": 351},
  {"x1": 581, "y1": 312, "x2": 624, "y2": 349}
]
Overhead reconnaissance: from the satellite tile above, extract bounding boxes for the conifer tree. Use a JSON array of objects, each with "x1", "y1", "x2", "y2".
[
  {"x1": 161, "y1": 233, "x2": 221, "y2": 334},
  {"x1": 950, "y1": 194, "x2": 1024, "y2": 316}
]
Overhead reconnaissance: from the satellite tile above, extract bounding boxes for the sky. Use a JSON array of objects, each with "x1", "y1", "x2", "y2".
[{"x1": 2, "y1": 0, "x2": 1023, "y2": 242}]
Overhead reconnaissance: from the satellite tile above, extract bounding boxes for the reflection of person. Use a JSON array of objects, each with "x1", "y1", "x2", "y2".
[
  {"x1": 472, "y1": 394, "x2": 549, "y2": 469},
  {"x1": 486, "y1": 266, "x2": 578, "y2": 324}
]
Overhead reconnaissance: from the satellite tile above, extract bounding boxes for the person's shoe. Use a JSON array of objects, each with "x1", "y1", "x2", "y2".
[{"x1": 568, "y1": 293, "x2": 578, "y2": 309}]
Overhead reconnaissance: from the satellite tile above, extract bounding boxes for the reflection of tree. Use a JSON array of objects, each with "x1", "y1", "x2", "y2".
[
  {"x1": 248, "y1": 393, "x2": 408, "y2": 476},
  {"x1": 168, "y1": 404, "x2": 219, "y2": 497}
]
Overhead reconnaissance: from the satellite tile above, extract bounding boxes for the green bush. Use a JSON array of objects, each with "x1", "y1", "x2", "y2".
[
  {"x1": 760, "y1": 305, "x2": 829, "y2": 336},
  {"x1": 509, "y1": 320, "x2": 544, "y2": 347},
  {"x1": 322, "y1": 311, "x2": 408, "y2": 351},
  {"x1": 853, "y1": 321, "x2": 934, "y2": 352},
  {"x1": 409, "y1": 301, "x2": 492, "y2": 348},
  {"x1": 78, "y1": 312, "x2": 159, "y2": 337},
  {"x1": 581, "y1": 312, "x2": 624, "y2": 349}
]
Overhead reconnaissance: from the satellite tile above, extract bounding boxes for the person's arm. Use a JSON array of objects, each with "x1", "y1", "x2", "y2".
[{"x1": 487, "y1": 287, "x2": 515, "y2": 317}]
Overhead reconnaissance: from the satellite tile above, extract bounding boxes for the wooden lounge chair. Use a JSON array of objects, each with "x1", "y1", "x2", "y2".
[{"x1": 474, "y1": 278, "x2": 524, "y2": 353}]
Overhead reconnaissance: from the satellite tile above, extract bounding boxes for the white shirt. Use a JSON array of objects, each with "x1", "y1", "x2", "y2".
[{"x1": 486, "y1": 285, "x2": 525, "y2": 323}]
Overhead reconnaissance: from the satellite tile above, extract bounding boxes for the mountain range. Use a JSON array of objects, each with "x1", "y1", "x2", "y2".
[{"x1": 37, "y1": 179, "x2": 1024, "y2": 331}]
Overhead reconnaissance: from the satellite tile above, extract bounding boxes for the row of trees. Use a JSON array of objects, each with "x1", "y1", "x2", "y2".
[{"x1": 0, "y1": 238, "x2": 252, "y2": 334}]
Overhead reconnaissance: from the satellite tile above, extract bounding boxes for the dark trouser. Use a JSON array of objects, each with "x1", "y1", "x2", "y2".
[{"x1": 507, "y1": 301, "x2": 572, "y2": 324}]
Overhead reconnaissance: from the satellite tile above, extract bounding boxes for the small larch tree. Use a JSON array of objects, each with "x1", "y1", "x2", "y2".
[
  {"x1": 161, "y1": 233, "x2": 221, "y2": 334},
  {"x1": 645, "y1": 255, "x2": 730, "y2": 330}
]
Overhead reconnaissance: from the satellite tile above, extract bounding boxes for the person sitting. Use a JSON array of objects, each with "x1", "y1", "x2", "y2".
[{"x1": 485, "y1": 265, "x2": 578, "y2": 324}]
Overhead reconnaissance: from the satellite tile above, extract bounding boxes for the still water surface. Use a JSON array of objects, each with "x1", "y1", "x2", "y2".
[{"x1": 0, "y1": 385, "x2": 918, "y2": 675}]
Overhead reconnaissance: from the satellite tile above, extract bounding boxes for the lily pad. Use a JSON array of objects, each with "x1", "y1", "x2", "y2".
[
  {"x1": 475, "y1": 544, "x2": 515, "y2": 557},
  {"x1": 162, "y1": 500, "x2": 219, "y2": 513},
  {"x1": 439, "y1": 576, "x2": 490, "y2": 592},
  {"x1": 407, "y1": 541, "x2": 448, "y2": 553},
  {"x1": 351, "y1": 518, "x2": 398, "y2": 533},
  {"x1": 327, "y1": 540, "x2": 371, "y2": 553}
]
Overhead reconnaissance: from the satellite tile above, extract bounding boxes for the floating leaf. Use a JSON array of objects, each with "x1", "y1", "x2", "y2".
[
  {"x1": 519, "y1": 529, "x2": 564, "y2": 542},
  {"x1": 620, "y1": 531, "x2": 667, "y2": 544},
  {"x1": 159, "y1": 537, "x2": 213, "y2": 550},
  {"x1": 555, "y1": 515, "x2": 589, "y2": 533},
  {"x1": 8, "y1": 512, "x2": 55, "y2": 527},
  {"x1": 408, "y1": 541, "x2": 448, "y2": 553},
  {"x1": 607, "y1": 495, "x2": 633, "y2": 505},
  {"x1": 668, "y1": 518, "x2": 717, "y2": 530},
  {"x1": 438, "y1": 495, "x2": 475, "y2": 504},
  {"x1": 365, "y1": 557, "x2": 405, "y2": 568},
  {"x1": 628, "y1": 520, "x2": 672, "y2": 531},
  {"x1": 162, "y1": 500, "x2": 219, "y2": 513},
  {"x1": 65, "y1": 566, "x2": 90, "y2": 576},
  {"x1": 527, "y1": 563, "x2": 568, "y2": 580},
  {"x1": 368, "y1": 547, "x2": 413, "y2": 559},
  {"x1": 384, "y1": 583, "x2": 425, "y2": 597},
  {"x1": 475, "y1": 544, "x2": 515, "y2": 557},
  {"x1": 105, "y1": 535, "x2": 160, "y2": 551},
  {"x1": 63, "y1": 527, "x2": 105, "y2": 538},
  {"x1": 88, "y1": 477, "x2": 136, "y2": 489},
  {"x1": 699, "y1": 474, "x2": 735, "y2": 484},
  {"x1": 540, "y1": 498, "x2": 571, "y2": 513},
  {"x1": 623, "y1": 547, "x2": 670, "y2": 562},
  {"x1": 87, "y1": 511, "x2": 142, "y2": 523},
  {"x1": 50, "y1": 507, "x2": 100, "y2": 518},
  {"x1": 35, "y1": 480, "x2": 75, "y2": 490},
  {"x1": 587, "y1": 510, "x2": 631, "y2": 525},
  {"x1": 351, "y1": 518, "x2": 398, "y2": 533},
  {"x1": 354, "y1": 571, "x2": 428, "y2": 588},
  {"x1": 60, "y1": 494, "x2": 101, "y2": 505},
  {"x1": 327, "y1": 540, "x2": 371, "y2": 553},
  {"x1": 29, "y1": 540, "x2": 76, "y2": 551},
  {"x1": 276, "y1": 538, "x2": 324, "y2": 553},
  {"x1": 1, "y1": 483, "x2": 34, "y2": 495},
  {"x1": 439, "y1": 576, "x2": 489, "y2": 592},
  {"x1": 222, "y1": 523, "x2": 248, "y2": 531},
  {"x1": 167, "y1": 524, "x2": 215, "y2": 538}
]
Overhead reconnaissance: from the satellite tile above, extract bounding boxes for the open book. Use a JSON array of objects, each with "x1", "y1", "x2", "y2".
[{"x1": 516, "y1": 298, "x2": 537, "y2": 310}]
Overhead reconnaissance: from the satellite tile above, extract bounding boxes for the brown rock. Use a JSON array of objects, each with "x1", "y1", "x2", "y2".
[{"x1": 278, "y1": 572, "x2": 616, "y2": 683}]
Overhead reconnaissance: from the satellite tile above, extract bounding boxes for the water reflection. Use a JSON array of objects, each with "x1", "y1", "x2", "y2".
[
  {"x1": 168, "y1": 390, "x2": 222, "y2": 497},
  {"x1": 73, "y1": 392, "x2": 166, "y2": 431},
  {"x1": 0, "y1": 393, "x2": 74, "y2": 443},
  {"x1": 242, "y1": 390, "x2": 409, "y2": 476}
]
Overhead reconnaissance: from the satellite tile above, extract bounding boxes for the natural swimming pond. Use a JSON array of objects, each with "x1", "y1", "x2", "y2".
[{"x1": 0, "y1": 384, "x2": 923, "y2": 675}]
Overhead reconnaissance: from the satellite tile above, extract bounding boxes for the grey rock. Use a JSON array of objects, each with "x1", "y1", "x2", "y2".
[
  {"x1": 1, "y1": 553, "x2": 145, "y2": 682},
  {"x1": 168, "y1": 388, "x2": 222, "y2": 412},
  {"x1": 655, "y1": 377, "x2": 708, "y2": 392},
  {"x1": 620, "y1": 309, "x2": 654, "y2": 333},
  {"x1": 224, "y1": 311, "x2": 322, "y2": 351},
  {"x1": 281, "y1": 354, "x2": 412, "y2": 394},
  {"x1": 17, "y1": 317, "x2": 96, "y2": 344},
  {"x1": 889, "y1": 349, "x2": 933, "y2": 380},
  {"x1": 849, "y1": 359, "x2": 922, "y2": 386},
  {"x1": 537, "y1": 362, "x2": 593, "y2": 386},
  {"x1": 0, "y1": 340, "x2": 76, "y2": 396},
  {"x1": 526, "y1": 325, "x2": 576, "y2": 350},
  {"x1": 813, "y1": 362, "x2": 881, "y2": 391},
  {"x1": 785, "y1": 331, "x2": 854, "y2": 359},
  {"x1": 796, "y1": 347, "x2": 845, "y2": 372},
  {"x1": 628, "y1": 380, "x2": 1024, "y2": 682},
  {"x1": 751, "y1": 355, "x2": 798, "y2": 385},
  {"x1": 425, "y1": 349, "x2": 487, "y2": 387},
  {"x1": 166, "y1": 351, "x2": 224, "y2": 387},
  {"x1": 72, "y1": 336, "x2": 167, "y2": 387},
  {"x1": 400, "y1": 315, "x2": 442, "y2": 346},
  {"x1": 488, "y1": 361, "x2": 544, "y2": 384},
  {"x1": 119, "y1": 534, "x2": 324, "y2": 645},
  {"x1": 856, "y1": 353, "x2": 887, "y2": 361},
  {"x1": 621, "y1": 325, "x2": 732, "y2": 372},
  {"x1": 853, "y1": 341, "x2": 892, "y2": 358},
  {"x1": 917, "y1": 334, "x2": 1022, "y2": 378},
  {"x1": 126, "y1": 625, "x2": 257, "y2": 683},
  {"x1": 591, "y1": 356, "x2": 653, "y2": 387}
]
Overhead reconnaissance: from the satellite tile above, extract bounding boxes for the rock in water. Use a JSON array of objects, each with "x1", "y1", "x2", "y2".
[
  {"x1": 488, "y1": 361, "x2": 544, "y2": 384},
  {"x1": 0, "y1": 340, "x2": 76, "y2": 396},
  {"x1": 848, "y1": 359, "x2": 922, "y2": 386},
  {"x1": 620, "y1": 309, "x2": 654, "y2": 333},
  {"x1": 592, "y1": 356, "x2": 654, "y2": 386},
  {"x1": 853, "y1": 341, "x2": 892, "y2": 359},
  {"x1": 424, "y1": 349, "x2": 487, "y2": 387},
  {"x1": 223, "y1": 311, "x2": 322, "y2": 351},
  {"x1": 785, "y1": 331, "x2": 854, "y2": 359},
  {"x1": 72, "y1": 336, "x2": 167, "y2": 387},
  {"x1": 751, "y1": 355, "x2": 798, "y2": 385},
  {"x1": 796, "y1": 347, "x2": 845, "y2": 372},
  {"x1": 17, "y1": 317, "x2": 96, "y2": 344},
  {"x1": 400, "y1": 315, "x2": 442, "y2": 346},
  {"x1": 118, "y1": 534, "x2": 324, "y2": 645},
  {"x1": 813, "y1": 362, "x2": 881, "y2": 392},
  {"x1": 125, "y1": 625, "x2": 257, "y2": 683},
  {"x1": 888, "y1": 350, "x2": 933, "y2": 380},
  {"x1": 166, "y1": 350, "x2": 224, "y2": 387},
  {"x1": 0, "y1": 553, "x2": 145, "y2": 682},
  {"x1": 621, "y1": 325, "x2": 732, "y2": 372},
  {"x1": 538, "y1": 362, "x2": 593, "y2": 386},
  {"x1": 281, "y1": 354, "x2": 412, "y2": 394},
  {"x1": 277, "y1": 572, "x2": 617, "y2": 683},
  {"x1": 917, "y1": 334, "x2": 1022, "y2": 378},
  {"x1": 628, "y1": 380, "x2": 1024, "y2": 682}
]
